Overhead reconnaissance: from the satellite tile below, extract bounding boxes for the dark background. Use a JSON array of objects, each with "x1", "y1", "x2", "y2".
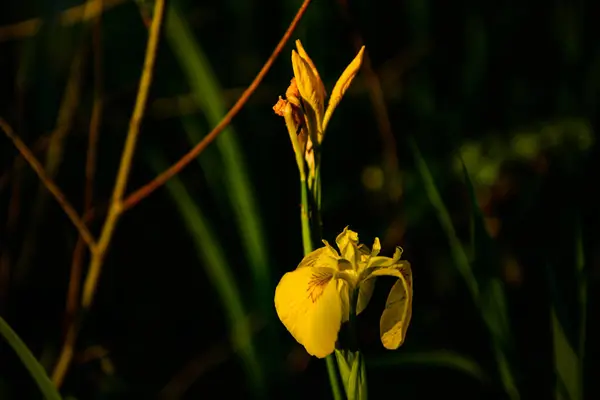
[{"x1": 0, "y1": 0, "x2": 598, "y2": 399}]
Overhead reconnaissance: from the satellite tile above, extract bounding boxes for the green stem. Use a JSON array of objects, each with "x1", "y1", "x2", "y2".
[
  {"x1": 326, "y1": 355, "x2": 344, "y2": 400},
  {"x1": 300, "y1": 177, "x2": 312, "y2": 256},
  {"x1": 0, "y1": 315, "x2": 63, "y2": 400}
]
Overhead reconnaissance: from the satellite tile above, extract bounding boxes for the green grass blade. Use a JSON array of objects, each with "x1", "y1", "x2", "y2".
[
  {"x1": 575, "y1": 220, "x2": 586, "y2": 399},
  {"x1": 0, "y1": 315, "x2": 63, "y2": 400},
  {"x1": 410, "y1": 138, "x2": 519, "y2": 399},
  {"x1": 408, "y1": 138, "x2": 479, "y2": 300},
  {"x1": 368, "y1": 350, "x2": 488, "y2": 383},
  {"x1": 165, "y1": 3, "x2": 270, "y2": 302},
  {"x1": 551, "y1": 307, "x2": 580, "y2": 400},
  {"x1": 459, "y1": 158, "x2": 518, "y2": 397},
  {"x1": 145, "y1": 150, "x2": 265, "y2": 395}
]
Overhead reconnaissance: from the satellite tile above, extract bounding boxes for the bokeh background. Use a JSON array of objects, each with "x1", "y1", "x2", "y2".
[{"x1": 0, "y1": 0, "x2": 598, "y2": 399}]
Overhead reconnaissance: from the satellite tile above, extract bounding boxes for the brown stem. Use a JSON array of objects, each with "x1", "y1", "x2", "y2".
[
  {"x1": 0, "y1": 118, "x2": 97, "y2": 250},
  {"x1": 121, "y1": 0, "x2": 314, "y2": 212},
  {"x1": 51, "y1": 0, "x2": 166, "y2": 387}
]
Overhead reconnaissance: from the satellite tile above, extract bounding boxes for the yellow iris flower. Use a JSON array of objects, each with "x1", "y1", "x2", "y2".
[{"x1": 275, "y1": 227, "x2": 413, "y2": 358}]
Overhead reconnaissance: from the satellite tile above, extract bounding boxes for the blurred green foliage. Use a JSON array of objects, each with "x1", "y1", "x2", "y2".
[{"x1": 0, "y1": 0, "x2": 598, "y2": 399}]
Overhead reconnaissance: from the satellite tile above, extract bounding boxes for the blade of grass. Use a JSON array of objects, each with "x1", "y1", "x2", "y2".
[
  {"x1": 575, "y1": 219, "x2": 586, "y2": 399},
  {"x1": 0, "y1": 315, "x2": 63, "y2": 400},
  {"x1": 165, "y1": 3, "x2": 270, "y2": 304},
  {"x1": 368, "y1": 350, "x2": 488, "y2": 383},
  {"x1": 408, "y1": 138, "x2": 479, "y2": 299},
  {"x1": 145, "y1": 149, "x2": 265, "y2": 396},
  {"x1": 409, "y1": 137, "x2": 519, "y2": 399},
  {"x1": 551, "y1": 307, "x2": 580, "y2": 400}
]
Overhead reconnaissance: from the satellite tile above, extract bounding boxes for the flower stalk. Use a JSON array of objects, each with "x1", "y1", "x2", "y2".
[{"x1": 273, "y1": 40, "x2": 412, "y2": 400}]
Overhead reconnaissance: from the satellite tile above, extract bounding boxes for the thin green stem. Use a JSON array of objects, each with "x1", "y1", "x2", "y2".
[
  {"x1": 326, "y1": 356, "x2": 343, "y2": 400},
  {"x1": 300, "y1": 178, "x2": 312, "y2": 256},
  {"x1": 289, "y1": 130, "x2": 342, "y2": 399}
]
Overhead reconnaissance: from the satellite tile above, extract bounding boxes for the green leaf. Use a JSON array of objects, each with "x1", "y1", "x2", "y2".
[
  {"x1": 335, "y1": 350, "x2": 368, "y2": 400},
  {"x1": 552, "y1": 307, "x2": 580, "y2": 400},
  {"x1": 165, "y1": 3, "x2": 271, "y2": 305},
  {"x1": 0, "y1": 315, "x2": 63, "y2": 400},
  {"x1": 409, "y1": 138, "x2": 479, "y2": 300},
  {"x1": 145, "y1": 150, "x2": 265, "y2": 395},
  {"x1": 410, "y1": 138, "x2": 519, "y2": 399}
]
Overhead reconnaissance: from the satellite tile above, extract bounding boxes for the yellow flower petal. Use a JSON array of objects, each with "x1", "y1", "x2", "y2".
[
  {"x1": 371, "y1": 237, "x2": 381, "y2": 257},
  {"x1": 335, "y1": 226, "x2": 360, "y2": 267},
  {"x1": 338, "y1": 279, "x2": 351, "y2": 322},
  {"x1": 274, "y1": 266, "x2": 343, "y2": 358},
  {"x1": 295, "y1": 40, "x2": 326, "y2": 106},
  {"x1": 292, "y1": 50, "x2": 324, "y2": 127},
  {"x1": 370, "y1": 263, "x2": 413, "y2": 349},
  {"x1": 356, "y1": 277, "x2": 375, "y2": 315},
  {"x1": 323, "y1": 46, "x2": 365, "y2": 131},
  {"x1": 297, "y1": 245, "x2": 339, "y2": 270}
]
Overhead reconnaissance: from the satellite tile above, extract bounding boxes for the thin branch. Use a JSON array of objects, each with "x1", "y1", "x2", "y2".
[
  {"x1": 0, "y1": 118, "x2": 97, "y2": 251},
  {"x1": 121, "y1": 0, "x2": 313, "y2": 211},
  {"x1": 82, "y1": 0, "x2": 165, "y2": 308},
  {"x1": 51, "y1": 0, "x2": 166, "y2": 386}
]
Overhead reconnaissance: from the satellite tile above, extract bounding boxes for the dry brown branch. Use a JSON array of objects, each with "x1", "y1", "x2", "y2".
[
  {"x1": 121, "y1": 0, "x2": 314, "y2": 211},
  {"x1": 0, "y1": 118, "x2": 97, "y2": 250},
  {"x1": 51, "y1": 0, "x2": 166, "y2": 387}
]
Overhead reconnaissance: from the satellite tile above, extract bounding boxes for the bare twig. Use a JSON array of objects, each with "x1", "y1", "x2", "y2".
[
  {"x1": 12, "y1": 43, "x2": 88, "y2": 286},
  {"x1": 121, "y1": 0, "x2": 314, "y2": 211},
  {"x1": 0, "y1": 0, "x2": 126, "y2": 42},
  {"x1": 51, "y1": 0, "x2": 166, "y2": 386},
  {"x1": 0, "y1": 118, "x2": 97, "y2": 250}
]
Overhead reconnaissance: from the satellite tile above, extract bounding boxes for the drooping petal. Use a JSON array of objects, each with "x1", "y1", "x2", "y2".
[
  {"x1": 274, "y1": 266, "x2": 343, "y2": 358},
  {"x1": 369, "y1": 263, "x2": 413, "y2": 349},
  {"x1": 335, "y1": 226, "x2": 360, "y2": 268},
  {"x1": 323, "y1": 46, "x2": 365, "y2": 131}
]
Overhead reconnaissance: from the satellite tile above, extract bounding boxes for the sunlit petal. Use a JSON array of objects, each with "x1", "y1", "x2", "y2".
[
  {"x1": 297, "y1": 245, "x2": 339, "y2": 270},
  {"x1": 275, "y1": 266, "x2": 342, "y2": 358},
  {"x1": 323, "y1": 46, "x2": 365, "y2": 131},
  {"x1": 291, "y1": 50, "x2": 324, "y2": 127},
  {"x1": 369, "y1": 263, "x2": 413, "y2": 349},
  {"x1": 335, "y1": 226, "x2": 360, "y2": 267},
  {"x1": 371, "y1": 237, "x2": 381, "y2": 257},
  {"x1": 366, "y1": 247, "x2": 404, "y2": 269},
  {"x1": 295, "y1": 40, "x2": 326, "y2": 109}
]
